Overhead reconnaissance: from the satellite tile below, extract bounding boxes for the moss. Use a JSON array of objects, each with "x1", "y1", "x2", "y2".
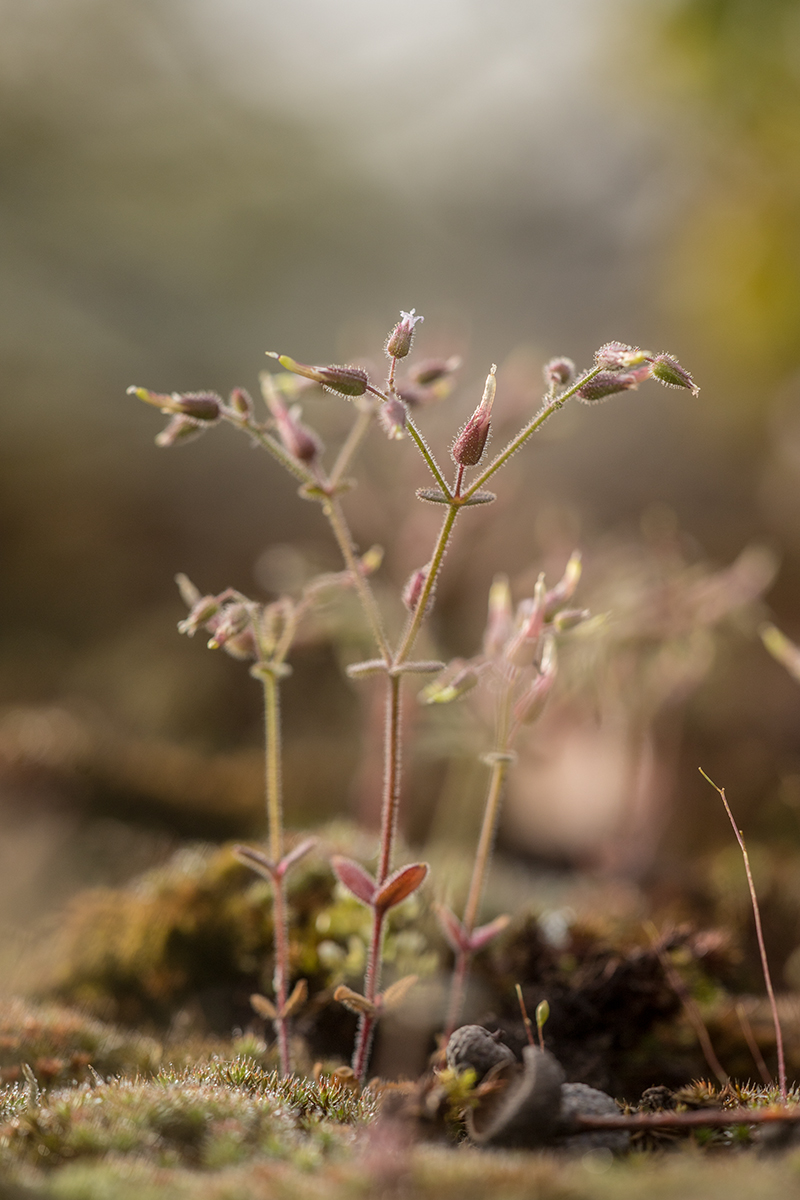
[{"x1": 0, "y1": 999, "x2": 160, "y2": 1089}]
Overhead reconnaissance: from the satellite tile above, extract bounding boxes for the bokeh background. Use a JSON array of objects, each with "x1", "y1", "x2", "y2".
[{"x1": 4, "y1": 0, "x2": 800, "y2": 996}]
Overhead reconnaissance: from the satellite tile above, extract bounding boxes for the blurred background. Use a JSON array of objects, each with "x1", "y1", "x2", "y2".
[{"x1": 4, "y1": 0, "x2": 800, "y2": 998}]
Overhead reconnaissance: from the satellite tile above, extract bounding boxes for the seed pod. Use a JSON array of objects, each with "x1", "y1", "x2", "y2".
[
  {"x1": 228, "y1": 387, "x2": 254, "y2": 418},
  {"x1": 576, "y1": 368, "x2": 648, "y2": 403},
  {"x1": 172, "y1": 392, "x2": 221, "y2": 421},
  {"x1": 378, "y1": 396, "x2": 407, "y2": 440},
  {"x1": 593, "y1": 342, "x2": 649, "y2": 370}
]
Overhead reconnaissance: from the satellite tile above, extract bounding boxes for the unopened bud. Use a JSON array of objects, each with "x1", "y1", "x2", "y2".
[
  {"x1": 513, "y1": 638, "x2": 557, "y2": 724},
  {"x1": 266, "y1": 354, "x2": 369, "y2": 397},
  {"x1": 178, "y1": 595, "x2": 220, "y2": 636},
  {"x1": 594, "y1": 342, "x2": 650, "y2": 370},
  {"x1": 402, "y1": 566, "x2": 428, "y2": 612},
  {"x1": 228, "y1": 387, "x2": 254, "y2": 418},
  {"x1": 172, "y1": 392, "x2": 221, "y2": 421},
  {"x1": 408, "y1": 356, "x2": 462, "y2": 386},
  {"x1": 576, "y1": 368, "x2": 648, "y2": 403},
  {"x1": 484, "y1": 575, "x2": 513, "y2": 658},
  {"x1": 359, "y1": 545, "x2": 384, "y2": 576},
  {"x1": 544, "y1": 551, "x2": 582, "y2": 617},
  {"x1": 386, "y1": 309, "x2": 423, "y2": 360},
  {"x1": 155, "y1": 414, "x2": 207, "y2": 447},
  {"x1": 551, "y1": 608, "x2": 591, "y2": 632},
  {"x1": 263, "y1": 383, "x2": 321, "y2": 464},
  {"x1": 543, "y1": 357, "x2": 575, "y2": 389},
  {"x1": 420, "y1": 663, "x2": 480, "y2": 705},
  {"x1": 221, "y1": 629, "x2": 258, "y2": 660},
  {"x1": 451, "y1": 365, "x2": 496, "y2": 467},
  {"x1": 207, "y1": 604, "x2": 250, "y2": 650},
  {"x1": 650, "y1": 353, "x2": 699, "y2": 396},
  {"x1": 506, "y1": 575, "x2": 547, "y2": 667},
  {"x1": 378, "y1": 396, "x2": 407, "y2": 440}
]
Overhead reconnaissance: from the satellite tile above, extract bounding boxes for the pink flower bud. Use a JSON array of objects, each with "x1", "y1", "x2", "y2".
[
  {"x1": 228, "y1": 387, "x2": 254, "y2": 418},
  {"x1": 451, "y1": 365, "x2": 496, "y2": 467},
  {"x1": 577, "y1": 367, "x2": 649, "y2": 403},
  {"x1": 386, "y1": 309, "x2": 424, "y2": 359},
  {"x1": 207, "y1": 603, "x2": 250, "y2": 650},
  {"x1": 267, "y1": 354, "x2": 369, "y2": 397},
  {"x1": 650, "y1": 353, "x2": 699, "y2": 396},
  {"x1": 155, "y1": 414, "x2": 207, "y2": 447},
  {"x1": 594, "y1": 342, "x2": 649, "y2": 370},
  {"x1": 513, "y1": 637, "x2": 557, "y2": 724},
  {"x1": 543, "y1": 357, "x2": 575, "y2": 389},
  {"x1": 544, "y1": 551, "x2": 582, "y2": 617},
  {"x1": 402, "y1": 566, "x2": 428, "y2": 611},
  {"x1": 178, "y1": 595, "x2": 220, "y2": 636},
  {"x1": 263, "y1": 385, "x2": 321, "y2": 463},
  {"x1": 408, "y1": 356, "x2": 461, "y2": 386},
  {"x1": 506, "y1": 576, "x2": 547, "y2": 667},
  {"x1": 378, "y1": 396, "x2": 407, "y2": 440},
  {"x1": 483, "y1": 575, "x2": 513, "y2": 658},
  {"x1": 173, "y1": 392, "x2": 221, "y2": 421}
]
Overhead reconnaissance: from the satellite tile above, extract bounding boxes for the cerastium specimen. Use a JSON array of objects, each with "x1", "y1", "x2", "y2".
[{"x1": 130, "y1": 321, "x2": 696, "y2": 1081}]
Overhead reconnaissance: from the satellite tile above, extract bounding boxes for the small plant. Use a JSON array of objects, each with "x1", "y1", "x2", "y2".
[{"x1": 131, "y1": 319, "x2": 696, "y2": 1081}]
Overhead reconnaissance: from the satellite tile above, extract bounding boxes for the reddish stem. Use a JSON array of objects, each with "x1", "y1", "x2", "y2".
[{"x1": 271, "y1": 873, "x2": 291, "y2": 1075}]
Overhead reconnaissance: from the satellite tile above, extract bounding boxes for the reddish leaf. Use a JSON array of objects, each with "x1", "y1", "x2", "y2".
[
  {"x1": 331, "y1": 856, "x2": 376, "y2": 906},
  {"x1": 435, "y1": 904, "x2": 470, "y2": 953},
  {"x1": 233, "y1": 844, "x2": 276, "y2": 880},
  {"x1": 333, "y1": 985, "x2": 377, "y2": 1018},
  {"x1": 279, "y1": 978, "x2": 308, "y2": 1020},
  {"x1": 250, "y1": 993, "x2": 277, "y2": 1021},
  {"x1": 277, "y1": 838, "x2": 317, "y2": 878},
  {"x1": 469, "y1": 913, "x2": 511, "y2": 952},
  {"x1": 374, "y1": 862, "x2": 428, "y2": 913}
]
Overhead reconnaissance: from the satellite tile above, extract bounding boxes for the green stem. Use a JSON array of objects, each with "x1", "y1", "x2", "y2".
[
  {"x1": 394, "y1": 503, "x2": 459, "y2": 665},
  {"x1": 262, "y1": 670, "x2": 291, "y2": 1075},
  {"x1": 444, "y1": 679, "x2": 514, "y2": 1038},
  {"x1": 461, "y1": 366, "x2": 602, "y2": 500},
  {"x1": 405, "y1": 414, "x2": 452, "y2": 497},
  {"x1": 321, "y1": 495, "x2": 392, "y2": 663},
  {"x1": 328, "y1": 402, "x2": 377, "y2": 491}
]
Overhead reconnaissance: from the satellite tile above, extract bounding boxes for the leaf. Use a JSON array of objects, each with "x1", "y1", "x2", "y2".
[
  {"x1": 333, "y1": 986, "x2": 377, "y2": 1018},
  {"x1": 373, "y1": 862, "x2": 428, "y2": 913},
  {"x1": 277, "y1": 838, "x2": 317, "y2": 878},
  {"x1": 435, "y1": 904, "x2": 470, "y2": 953},
  {"x1": 380, "y1": 975, "x2": 419, "y2": 1012},
  {"x1": 250, "y1": 993, "x2": 277, "y2": 1021},
  {"x1": 233, "y1": 844, "x2": 276, "y2": 880},
  {"x1": 280, "y1": 978, "x2": 308, "y2": 1019},
  {"x1": 469, "y1": 914, "x2": 511, "y2": 952},
  {"x1": 331, "y1": 856, "x2": 376, "y2": 906}
]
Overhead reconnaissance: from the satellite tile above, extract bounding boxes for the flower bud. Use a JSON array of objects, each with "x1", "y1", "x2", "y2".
[
  {"x1": 483, "y1": 575, "x2": 513, "y2": 658},
  {"x1": 207, "y1": 603, "x2": 250, "y2": 650},
  {"x1": 551, "y1": 608, "x2": 591, "y2": 632},
  {"x1": 378, "y1": 396, "x2": 407, "y2": 440},
  {"x1": 228, "y1": 387, "x2": 254, "y2": 418},
  {"x1": 594, "y1": 342, "x2": 650, "y2": 370},
  {"x1": 506, "y1": 575, "x2": 547, "y2": 667},
  {"x1": 650, "y1": 353, "x2": 699, "y2": 396},
  {"x1": 451, "y1": 365, "x2": 496, "y2": 467},
  {"x1": 420, "y1": 662, "x2": 480, "y2": 705},
  {"x1": 266, "y1": 353, "x2": 369, "y2": 397},
  {"x1": 408, "y1": 356, "x2": 462, "y2": 386},
  {"x1": 263, "y1": 383, "x2": 321, "y2": 464},
  {"x1": 513, "y1": 637, "x2": 557, "y2": 724},
  {"x1": 544, "y1": 551, "x2": 581, "y2": 617},
  {"x1": 155, "y1": 414, "x2": 207, "y2": 447},
  {"x1": 543, "y1": 357, "x2": 575, "y2": 389},
  {"x1": 386, "y1": 309, "x2": 423, "y2": 359},
  {"x1": 178, "y1": 595, "x2": 220, "y2": 636},
  {"x1": 402, "y1": 566, "x2": 428, "y2": 612},
  {"x1": 172, "y1": 392, "x2": 221, "y2": 421},
  {"x1": 576, "y1": 367, "x2": 649, "y2": 403}
]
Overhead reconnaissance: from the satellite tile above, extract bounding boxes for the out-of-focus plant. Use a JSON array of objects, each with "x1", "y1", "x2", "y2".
[{"x1": 131, "y1": 323, "x2": 696, "y2": 1080}]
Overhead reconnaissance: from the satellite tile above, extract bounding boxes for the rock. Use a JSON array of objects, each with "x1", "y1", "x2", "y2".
[{"x1": 445, "y1": 1024, "x2": 516, "y2": 1082}]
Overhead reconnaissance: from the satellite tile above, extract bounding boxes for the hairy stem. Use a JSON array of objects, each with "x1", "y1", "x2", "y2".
[
  {"x1": 444, "y1": 680, "x2": 514, "y2": 1037},
  {"x1": 351, "y1": 673, "x2": 403, "y2": 1081},
  {"x1": 262, "y1": 671, "x2": 290, "y2": 1075},
  {"x1": 700, "y1": 770, "x2": 787, "y2": 1101},
  {"x1": 322, "y1": 495, "x2": 392, "y2": 663},
  {"x1": 462, "y1": 366, "x2": 602, "y2": 500},
  {"x1": 394, "y1": 503, "x2": 459, "y2": 665}
]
